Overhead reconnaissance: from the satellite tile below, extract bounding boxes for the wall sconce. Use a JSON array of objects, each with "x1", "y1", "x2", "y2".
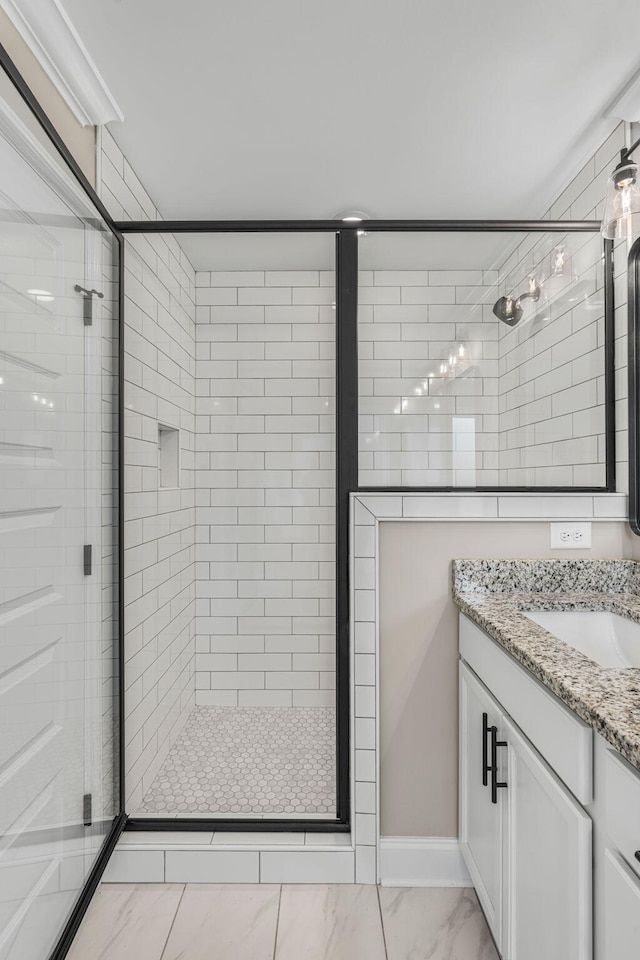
[
  {"x1": 492, "y1": 275, "x2": 540, "y2": 327},
  {"x1": 540, "y1": 243, "x2": 577, "y2": 298},
  {"x1": 602, "y1": 137, "x2": 640, "y2": 239},
  {"x1": 549, "y1": 244, "x2": 569, "y2": 278}
]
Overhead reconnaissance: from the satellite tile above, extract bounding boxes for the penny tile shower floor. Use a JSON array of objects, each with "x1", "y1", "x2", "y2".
[{"x1": 139, "y1": 706, "x2": 336, "y2": 816}]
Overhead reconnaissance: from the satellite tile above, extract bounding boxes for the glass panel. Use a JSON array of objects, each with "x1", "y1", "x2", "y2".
[
  {"x1": 0, "y1": 78, "x2": 119, "y2": 958},
  {"x1": 125, "y1": 232, "x2": 338, "y2": 818},
  {"x1": 358, "y1": 230, "x2": 606, "y2": 488}
]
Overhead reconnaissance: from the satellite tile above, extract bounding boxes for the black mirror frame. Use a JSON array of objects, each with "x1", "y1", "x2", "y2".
[{"x1": 629, "y1": 237, "x2": 640, "y2": 534}]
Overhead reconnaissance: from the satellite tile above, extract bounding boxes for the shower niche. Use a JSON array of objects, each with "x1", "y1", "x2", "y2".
[{"x1": 158, "y1": 423, "x2": 180, "y2": 488}]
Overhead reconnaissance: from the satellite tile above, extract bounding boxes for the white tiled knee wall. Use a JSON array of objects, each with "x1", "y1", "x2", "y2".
[{"x1": 194, "y1": 271, "x2": 337, "y2": 705}]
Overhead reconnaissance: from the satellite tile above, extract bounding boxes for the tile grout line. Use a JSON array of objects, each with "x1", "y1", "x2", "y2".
[
  {"x1": 375, "y1": 885, "x2": 390, "y2": 960},
  {"x1": 272, "y1": 884, "x2": 283, "y2": 960},
  {"x1": 158, "y1": 883, "x2": 187, "y2": 960}
]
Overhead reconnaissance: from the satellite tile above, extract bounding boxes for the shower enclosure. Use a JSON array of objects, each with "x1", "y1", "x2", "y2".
[
  {"x1": 0, "y1": 63, "x2": 122, "y2": 960},
  {"x1": 117, "y1": 219, "x2": 613, "y2": 834}
]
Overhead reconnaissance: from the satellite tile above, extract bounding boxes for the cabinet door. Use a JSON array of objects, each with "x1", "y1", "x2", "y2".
[
  {"x1": 504, "y1": 718, "x2": 591, "y2": 960},
  {"x1": 459, "y1": 662, "x2": 505, "y2": 951},
  {"x1": 603, "y1": 849, "x2": 640, "y2": 959}
]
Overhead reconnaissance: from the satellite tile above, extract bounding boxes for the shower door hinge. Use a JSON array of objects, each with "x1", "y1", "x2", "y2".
[
  {"x1": 83, "y1": 793, "x2": 92, "y2": 827},
  {"x1": 83, "y1": 544, "x2": 92, "y2": 576},
  {"x1": 74, "y1": 284, "x2": 104, "y2": 326}
]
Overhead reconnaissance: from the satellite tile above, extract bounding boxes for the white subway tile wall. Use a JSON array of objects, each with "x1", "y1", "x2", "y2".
[
  {"x1": 498, "y1": 125, "x2": 626, "y2": 489},
  {"x1": 358, "y1": 269, "x2": 500, "y2": 487},
  {"x1": 546, "y1": 123, "x2": 628, "y2": 492},
  {"x1": 358, "y1": 243, "x2": 608, "y2": 488},
  {"x1": 99, "y1": 130, "x2": 197, "y2": 811},
  {"x1": 497, "y1": 231, "x2": 605, "y2": 486},
  {"x1": 195, "y1": 271, "x2": 337, "y2": 705}
]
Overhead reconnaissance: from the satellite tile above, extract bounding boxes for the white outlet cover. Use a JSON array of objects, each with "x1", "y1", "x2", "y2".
[{"x1": 549, "y1": 522, "x2": 592, "y2": 549}]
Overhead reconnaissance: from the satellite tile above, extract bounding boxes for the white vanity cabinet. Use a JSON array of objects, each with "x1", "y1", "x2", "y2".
[
  {"x1": 503, "y1": 717, "x2": 591, "y2": 960},
  {"x1": 459, "y1": 658, "x2": 591, "y2": 960},
  {"x1": 603, "y1": 850, "x2": 640, "y2": 959},
  {"x1": 459, "y1": 614, "x2": 593, "y2": 960},
  {"x1": 460, "y1": 610, "x2": 640, "y2": 960},
  {"x1": 602, "y1": 749, "x2": 640, "y2": 958},
  {"x1": 459, "y1": 663, "x2": 506, "y2": 950}
]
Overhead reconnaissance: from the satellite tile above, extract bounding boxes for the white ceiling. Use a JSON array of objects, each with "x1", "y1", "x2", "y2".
[{"x1": 59, "y1": 0, "x2": 640, "y2": 265}]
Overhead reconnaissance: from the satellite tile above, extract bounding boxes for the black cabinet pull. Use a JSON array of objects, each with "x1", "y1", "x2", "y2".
[
  {"x1": 482, "y1": 712, "x2": 491, "y2": 787},
  {"x1": 635, "y1": 851, "x2": 640, "y2": 863},
  {"x1": 490, "y1": 725, "x2": 508, "y2": 804}
]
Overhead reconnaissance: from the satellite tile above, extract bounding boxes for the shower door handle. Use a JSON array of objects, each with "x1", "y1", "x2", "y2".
[{"x1": 74, "y1": 284, "x2": 104, "y2": 326}]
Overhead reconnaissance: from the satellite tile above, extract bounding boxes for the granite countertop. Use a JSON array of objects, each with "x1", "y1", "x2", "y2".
[{"x1": 452, "y1": 559, "x2": 640, "y2": 772}]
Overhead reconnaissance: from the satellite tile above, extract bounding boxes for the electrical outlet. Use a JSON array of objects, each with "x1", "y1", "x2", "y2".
[{"x1": 549, "y1": 522, "x2": 592, "y2": 549}]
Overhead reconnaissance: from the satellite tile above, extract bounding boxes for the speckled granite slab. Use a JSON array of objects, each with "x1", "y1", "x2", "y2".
[
  {"x1": 453, "y1": 558, "x2": 640, "y2": 595},
  {"x1": 452, "y1": 559, "x2": 640, "y2": 773}
]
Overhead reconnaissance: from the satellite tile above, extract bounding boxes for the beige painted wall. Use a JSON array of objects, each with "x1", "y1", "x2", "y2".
[
  {"x1": 378, "y1": 519, "x2": 636, "y2": 838},
  {"x1": 0, "y1": 9, "x2": 96, "y2": 184}
]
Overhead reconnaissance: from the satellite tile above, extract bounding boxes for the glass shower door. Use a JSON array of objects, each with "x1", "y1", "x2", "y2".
[{"x1": 0, "y1": 82, "x2": 120, "y2": 959}]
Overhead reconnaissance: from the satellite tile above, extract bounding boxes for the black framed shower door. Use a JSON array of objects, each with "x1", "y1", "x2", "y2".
[{"x1": 0, "y1": 40, "x2": 126, "y2": 960}]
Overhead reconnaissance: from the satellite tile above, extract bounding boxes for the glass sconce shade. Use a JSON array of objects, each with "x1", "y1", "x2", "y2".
[{"x1": 602, "y1": 159, "x2": 640, "y2": 239}]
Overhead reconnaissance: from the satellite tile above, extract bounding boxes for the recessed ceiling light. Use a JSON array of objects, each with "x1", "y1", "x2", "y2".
[
  {"x1": 333, "y1": 210, "x2": 371, "y2": 223},
  {"x1": 332, "y1": 211, "x2": 371, "y2": 237}
]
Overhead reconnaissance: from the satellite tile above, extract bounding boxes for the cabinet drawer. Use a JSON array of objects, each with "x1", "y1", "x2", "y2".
[
  {"x1": 605, "y1": 749, "x2": 640, "y2": 879},
  {"x1": 460, "y1": 614, "x2": 593, "y2": 804},
  {"x1": 604, "y1": 849, "x2": 640, "y2": 959}
]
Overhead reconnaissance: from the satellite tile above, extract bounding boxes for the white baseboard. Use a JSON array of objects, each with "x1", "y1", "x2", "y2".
[{"x1": 379, "y1": 837, "x2": 472, "y2": 887}]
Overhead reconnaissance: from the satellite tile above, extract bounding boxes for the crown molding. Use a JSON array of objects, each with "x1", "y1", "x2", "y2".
[
  {"x1": 0, "y1": 90, "x2": 100, "y2": 216},
  {"x1": 0, "y1": 0, "x2": 123, "y2": 126}
]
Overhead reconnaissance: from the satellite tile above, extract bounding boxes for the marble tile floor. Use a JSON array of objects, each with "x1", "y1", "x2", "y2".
[
  {"x1": 67, "y1": 882, "x2": 499, "y2": 960},
  {"x1": 138, "y1": 706, "x2": 336, "y2": 817}
]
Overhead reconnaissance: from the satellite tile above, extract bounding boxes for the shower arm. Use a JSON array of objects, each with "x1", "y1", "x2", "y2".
[{"x1": 621, "y1": 136, "x2": 640, "y2": 163}]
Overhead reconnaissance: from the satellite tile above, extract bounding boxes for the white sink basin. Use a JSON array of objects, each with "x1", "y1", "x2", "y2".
[{"x1": 522, "y1": 610, "x2": 640, "y2": 669}]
